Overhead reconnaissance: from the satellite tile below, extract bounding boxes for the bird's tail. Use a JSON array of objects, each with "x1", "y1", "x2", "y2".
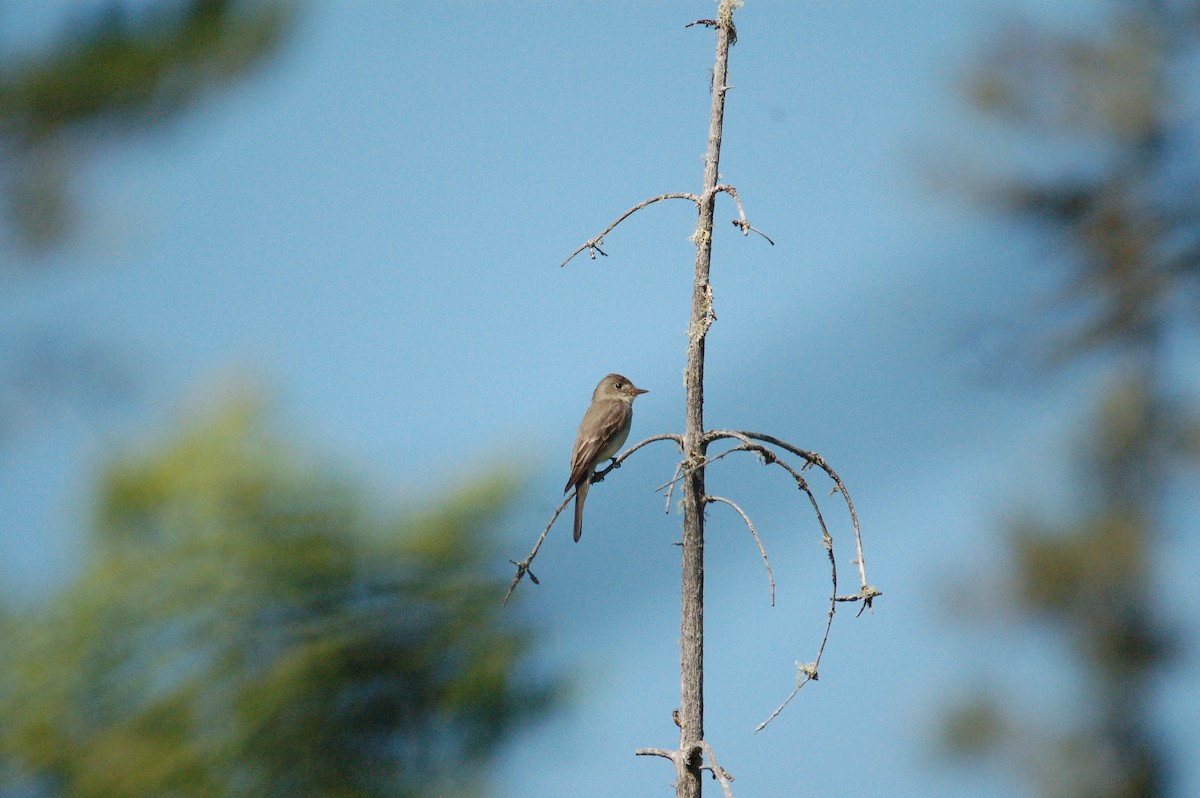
[{"x1": 573, "y1": 477, "x2": 589, "y2": 542}]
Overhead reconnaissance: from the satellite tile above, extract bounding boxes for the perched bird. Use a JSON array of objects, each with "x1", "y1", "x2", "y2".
[{"x1": 565, "y1": 373, "x2": 648, "y2": 542}]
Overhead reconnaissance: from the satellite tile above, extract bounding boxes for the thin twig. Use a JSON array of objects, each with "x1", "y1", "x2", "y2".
[
  {"x1": 593, "y1": 433, "x2": 684, "y2": 483},
  {"x1": 710, "y1": 184, "x2": 775, "y2": 245},
  {"x1": 503, "y1": 493, "x2": 570, "y2": 606},
  {"x1": 707, "y1": 430, "x2": 874, "y2": 600},
  {"x1": 729, "y1": 218, "x2": 775, "y2": 245},
  {"x1": 560, "y1": 193, "x2": 700, "y2": 268},
  {"x1": 754, "y1": 661, "x2": 819, "y2": 733},
  {"x1": 706, "y1": 495, "x2": 774, "y2": 606},
  {"x1": 699, "y1": 437, "x2": 842, "y2": 732},
  {"x1": 657, "y1": 428, "x2": 865, "y2": 731},
  {"x1": 635, "y1": 747, "x2": 678, "y2": 762},
  {"x1": 655, "y1": 438, "x2": 814, "y2": 493},
  {"x1": 664, "y1": 460, "x2": 683, "y2": 514},
  {"x1": 699, "y1": 740, "x2": 736, "y2": 798},
  {"x1": 503, "y1": 433, "x2": 684, "y2": 604}
]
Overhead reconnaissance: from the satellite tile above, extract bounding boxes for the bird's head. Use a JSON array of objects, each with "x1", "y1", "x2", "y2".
[{"x1": 596, "y1": 373, "x2": 648, "y2": 401}]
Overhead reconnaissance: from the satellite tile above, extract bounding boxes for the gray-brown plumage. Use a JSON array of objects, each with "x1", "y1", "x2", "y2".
[{"x1": 565, "y1": 373, "x2": 648, "y2": 542}]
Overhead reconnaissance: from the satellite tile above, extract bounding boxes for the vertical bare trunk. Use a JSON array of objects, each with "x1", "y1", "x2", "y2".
[{"x1": 678, "y1": 10, "x2": 733, "y2": 798}]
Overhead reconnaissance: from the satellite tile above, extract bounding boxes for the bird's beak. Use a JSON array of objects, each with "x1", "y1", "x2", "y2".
[{"x1": 630, "y1": 386, "x2": 649, "y2": 396}]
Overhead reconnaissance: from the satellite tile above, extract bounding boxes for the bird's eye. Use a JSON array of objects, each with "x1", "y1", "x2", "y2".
[{"x1": 614, "y1": 382, "x2": 622, "y2": 389}]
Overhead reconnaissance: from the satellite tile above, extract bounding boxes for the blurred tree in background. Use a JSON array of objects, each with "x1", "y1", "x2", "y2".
[
  {"x1": 942, "y1": 2, "x2": 1200, "y2": 796},
  {"x1": 0, "y1": 0, "x2": 289, "y2": 251},
  {"x1": 0, "y1": 0, "x2": 293, "y2": 440},
  {"x1": 0, "y1": 396, "x2": 557, "y2": 798}
]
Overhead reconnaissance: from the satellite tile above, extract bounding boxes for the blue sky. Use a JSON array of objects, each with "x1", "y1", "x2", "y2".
[{"x1": 3, "y1": 2, "x2": 1199, "y2": 796}]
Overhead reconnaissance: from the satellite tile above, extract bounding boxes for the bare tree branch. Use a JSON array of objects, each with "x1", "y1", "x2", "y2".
[
  {"x1": 729, "y1": 217, "x2": 775, "y2": 245},
  {"x1": 699, "y1": 740, "x2": 736, "y2": 798},
  {"x1": 706, "y1": 429, "x2": 874, "y2": 599},
  {"x1": 635, "y1": 747, "x2": 679, "y2": 762},
  {"x1": 755, "y1": 661, "x2": 820, "y2": 733},
  {"x1": 711, "y1": 184, "x2": 775, "y2": 245},
  {"x1": 663, "y1": 460, "x2": 684, "y2": 514},
  {"x1": 592, "y1": 432, "x2": 684, "y2": 483},
  {"x1": 502, "y1": 492, "x2": 569, "y2": 606},
  {"x1": 706, "y1": 494, "x2": 775, "y2": 606},
  {"x1": 503, "y1": 433, "x2": 683, "y2": 605},
  {"x1": 648, "y1": 426, "x2": 879, "y2": 728},
  {"x1": 560, "y1": 193, "x2": 700, "y2": 268},
  {"x1": 651, "y1": 427, "x2": 878, "y2": 731}
]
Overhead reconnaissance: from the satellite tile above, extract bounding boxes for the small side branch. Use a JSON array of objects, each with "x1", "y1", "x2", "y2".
[
  {"x1": 636, "y1": 740, "x2": 736, "y2": 798},
  {"x1": 663, "y1": 460, "x2": 684, "y2": 514},
  {"x1": 705, "y1": 429, "x2": 875, "y2": 600},
  {"x1": 503, "y1": 493, "x2": 570, "y2": 606},
  {"x1": 699, "y1": 740, "x2": 736, "y2": 798},
  {"x1": 560, "y1": 193, "x2": 700, "y2": 268},
  {"x1": 711, "y1": 184, "x2": 775, "y2": 245},
  {"x1": 706, "y1": 495, "x2": 775, "y2": 606},
  {"x1": 635, "y1": 747, "x2": 678, "y2": 763},
  {"x1": 755, "y1": 661, "x2": 819, "y2": 733},
  {"x1": 593, "y1": 433, "x2": 684, "y2": 482},
  {"x1": 664, "y1": 433, "x2": 843, "y2": 731},
  {"x1": 502, "y1": 433, "x2": 683, "y2": 605},
  {"x1": 651, "y1": 429, "x2": 877, "y2": 730}
]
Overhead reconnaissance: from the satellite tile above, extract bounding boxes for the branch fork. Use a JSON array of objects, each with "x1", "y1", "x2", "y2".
[{"x1": 636, "y1": 738, "x2": 735, "y2": 798}]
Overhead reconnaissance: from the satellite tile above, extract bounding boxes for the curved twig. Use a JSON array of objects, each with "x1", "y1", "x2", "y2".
[
  {"x1": 635, "y1": 747, "x2": 678, "y2": 762},
  {"x1": 706, "y1": 495, "x2": 774, "y2": 606},
  {"x1": 503, "y1": 493, "x2": 570, "y2": 606},
  {"x1": 635, "y1": 740, "x2": 734, "y2": 798},
  {"x1": 730, "y1": 218, "x2": 775, "y2": 245},
  {"x1": 593, "y1": 433, "x2": 684, "y2": 482},
  {"x1": 710, "y1": 184, "x2": 775, "y2": 245},
  {"x1": 706, "y1": 430, "x2": 873, "y2": 598},
  {"x1": 656, "y1": 438, "x2": 812, "y2": 493},
  {"x1": 560, "y1": 193, "x2": 700, "y2": 268},
  {"x1": 503, "y1": 433, "x2": 684, "y2": 604},
  {"x1": 755, "y1": 661, "x2": 819, "y2": 733},
  {"x1": 663, "y1": 460, "x2": 684, "y2": 514},
  {"x1": 657, "y1": 428, "x2": 877, "y2": 730},
  {"x1": 699, "y1": 740, "x2": 736, "y2": 798}
]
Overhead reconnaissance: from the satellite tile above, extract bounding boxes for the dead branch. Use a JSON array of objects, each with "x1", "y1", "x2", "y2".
[
  {"x1": 696, "y1": 437, "x2": 843, "y2": 732},
  {"x1": 699, "y1": 740, "x2": 736, "y2": 798},
  {"x1": 710, "y1": 184, "x2": 775, "y2": 245},
  {"x1": 706, "y1": 429, "x2": 874, "y2": 598},
  {"x1": 706, "y1": 494, "x2": 775, "y2": 606},
  {"x1": 650, "y1": 427, "x2": 877, "y2": 731},
  {"x1": 755, "y1": 661, "x2": 820, "y2": 733},
  {"x1": 503, "y1": 433, "x2": 683, "y2": 605},
  {"x1": 558, "y1": 184, "x2": 772, "y2": 271},
  {"x1": 502, "y1": 493, "x2": 569, "y2": 606},
  {"x1": 560, "y1": 193, "x2": 700, "y2": 268},
  {"x1": 637, "y1": 739, "x2": 734, "y2": 798},
  {"x1": 663, "y1": 460, "x2": 684, "y2": 514},
  {"x1": 730, "y1": 217, "x2": 775, "y2": 245}
]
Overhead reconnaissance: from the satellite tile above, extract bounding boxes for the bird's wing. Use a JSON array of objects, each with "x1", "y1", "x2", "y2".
[{"x1": 565, "y1": 398, "x2": 631, "y2": 491}]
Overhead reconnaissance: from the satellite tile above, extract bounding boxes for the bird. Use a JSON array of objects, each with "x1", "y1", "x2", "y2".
[{"x1": 565, "y1": 373, "x2": 648, "y2": 542}]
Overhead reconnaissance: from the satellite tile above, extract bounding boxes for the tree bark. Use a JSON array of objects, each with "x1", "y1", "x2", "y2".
[{"x1": 678, "y1": 7, "x2": 734, "y2": 797}]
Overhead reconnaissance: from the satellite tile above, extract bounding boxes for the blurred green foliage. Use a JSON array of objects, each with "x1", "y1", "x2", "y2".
[
  {"x1": 0, "y1": 396, "x2": 557, "y2": 798},
  {"x1": 943, "y1": 3, "x2": 1200, "y2": 797},
  {"x1": 0, "y1": 0, "x2": 291, "y2": 250}
]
